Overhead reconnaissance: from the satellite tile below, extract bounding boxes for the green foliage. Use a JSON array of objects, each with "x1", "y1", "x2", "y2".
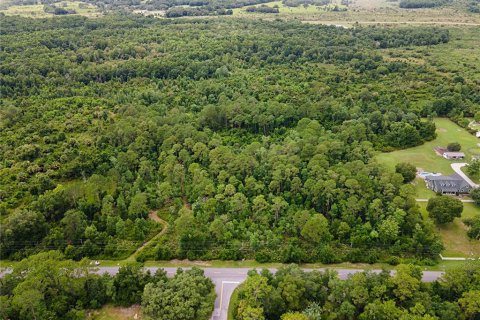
[
  {"x1": 111, "y1": 264, "x2": 148, "y2": 306},
  {"x1": 282, "y1": 0, "x2": 330, "y2": 7},
  {"x1": 447, "y1": 142, "x2": 461, "y2": 152},
  {"x1": 466, "y1": 160, "x2": 480, "y2": 179},
  {"x1": 141, "y1": 267, "x2": 215, "y2": 320},
  {"x1": 0, "y1": 251, "x2": 111, "y2": 319},
  {"x1": 0, "y1": 14, "x2": 462, "y2": 263},
  {"x1": 232, "y1": 263, "x2": 480, "y2": 320},
  {"x1": 300, "y1": 214, "x2": 331, "y2": 244},
  {"x1": 1, "y1": 252, "x2": 213, "y2": 320},
  {"x1": 463, "y1": 215, "x2": 480, "y2": 240},
  {"x1": 427, "y1": 196, "x2": 463, "y2": 224},
  {"x1": 399, "y1": 0, "x2": 450, "y2": 8},
  {"x1": 395, "y1": 162, "x2": 417, "y2": 183},
  {"x1": 471, "y1": 188, "x2": 480, "y2": 206}
]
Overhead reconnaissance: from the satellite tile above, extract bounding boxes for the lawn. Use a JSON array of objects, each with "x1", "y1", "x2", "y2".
[
  {"x1": 86, "y1": 305, "x2": 141, "y2": 320},
  {"x1": 418, "y1": 202, "x2": 480, "y2": 258},
  {"x1": 377, "y1": 118, "x2": 480, "y2": 257},
  {"x1": 376, "y1": 118, "x2": 480, "y2": 175}
]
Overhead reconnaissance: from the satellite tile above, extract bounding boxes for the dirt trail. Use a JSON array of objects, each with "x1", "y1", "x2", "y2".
[{"x1": 126, "y1": 211, "x2": 169, "y2": 261}]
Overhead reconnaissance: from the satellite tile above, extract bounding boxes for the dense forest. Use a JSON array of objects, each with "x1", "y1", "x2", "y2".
[
  {"x1": 0, "y1": 14, "x2": 479, "y2": 265},
  {"x1": 232, "y1": 263, "x2": 480, "y2": 320}
]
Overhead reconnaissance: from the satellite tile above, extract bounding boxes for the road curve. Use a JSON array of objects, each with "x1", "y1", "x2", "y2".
[
  {"x1": 0, "y1": 266, "x2": 444, "y2": 320},
  {"x1": 451, "y1": 163, "x2": 479, "y2": 188}
]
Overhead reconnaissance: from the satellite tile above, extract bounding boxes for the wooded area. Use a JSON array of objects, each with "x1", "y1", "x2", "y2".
[
  {"x1": 0, "y1": 14, "x2": 479, "y2": 265},
  {"x1": 0, "y1": 251, "x2": 215, "y2": 320},
  {"x1": 231, "y1": 263, "x2": 480, "y2": 320}
]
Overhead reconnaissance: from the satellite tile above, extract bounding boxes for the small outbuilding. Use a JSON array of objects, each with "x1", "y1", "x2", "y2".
[{"x1": 442, "y1": 152, "x2": 465, "y2": 160}]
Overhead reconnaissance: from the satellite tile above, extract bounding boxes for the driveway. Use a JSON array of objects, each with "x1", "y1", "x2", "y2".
[{"x1": 451, "y1": 163, "x2": 479, "y2": 188}]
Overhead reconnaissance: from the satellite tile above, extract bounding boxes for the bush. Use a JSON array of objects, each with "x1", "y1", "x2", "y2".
[
  {"x1": 395, "y1": 162, "x2": 417, "y2": 183},
  {"x1": 255, "y1": 249, "x2": 273, "y2": 263},
  {"x1": 447, "y1": 142, "x2": 461, "y2": 152},
  {"x1": 463, "y1": 216, "x2": 480, "y2": 240},
  {"x1": 471, "y1": 188, "x2": 480, "y2": 206}
]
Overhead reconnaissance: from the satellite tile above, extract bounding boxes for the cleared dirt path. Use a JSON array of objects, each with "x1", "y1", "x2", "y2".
[{"x1": 126, "y1": 211, "x2": 169, "y2": 261}]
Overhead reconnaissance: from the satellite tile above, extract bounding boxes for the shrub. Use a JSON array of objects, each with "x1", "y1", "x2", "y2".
[
  {"x1": 447, "y1": 142, "x2": 461, "y2": 151},
  {"x1": 395, "y1": 162, "x2": 417, "y2": 183}
]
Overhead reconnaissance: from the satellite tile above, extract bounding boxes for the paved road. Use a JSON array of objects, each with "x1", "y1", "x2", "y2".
[
  {"x1": 0, "y1": 266, "x2": 444, "y2": 320},
  {"x1": 451, "y1": 163, "x2": 479, "y2": 188},
  {"x1": 93, "y1": 267, "x2": 444, "y2": 320}
]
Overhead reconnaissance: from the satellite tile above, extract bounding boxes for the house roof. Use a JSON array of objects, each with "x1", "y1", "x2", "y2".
[
  {"x1": 443, "y1": 152, "x2": 465, "y2": 157},
  {"x1": 426, "y1": 173, "x2": 471, "y2": 193}
]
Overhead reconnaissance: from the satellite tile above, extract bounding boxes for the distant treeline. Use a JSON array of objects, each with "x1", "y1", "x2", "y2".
[
  {"x1": 282, "y1": 0, "x2": 331, "y2": 7},
  {"x1": 43, "y1": 4, "x2": 77, "y2": 15},
  {"x1": 165, "y1": 6, "x2": 232, "y2": 17},
  {"x1": 245, "y1": 5, "x2": 279, "y2": 13},
  {"x1": 468, "y1": 0, "x2": 480, "y2": 12},
  {"x1": 399, "y1": 0, "x2": 450, "y2": 8}
]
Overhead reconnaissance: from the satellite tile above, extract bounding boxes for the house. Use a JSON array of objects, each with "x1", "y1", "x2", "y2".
[
  {"x1": 442, "y1": 152, "x2": 465, "y2": 160},
  {"x1": 425, "y1": 173, "x2": 471, "y2": 195}
]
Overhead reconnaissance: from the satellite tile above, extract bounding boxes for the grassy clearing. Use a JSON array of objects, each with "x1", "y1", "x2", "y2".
[
  {"x1": 377, "y1": 118, "x2": 480, "y2": 257},
  {"x1": 232, "y1": 0, "x2": 347, "y2": 16},
  {"x1": 377, "y1": 118, "x2": 480, "y2": 175},
  {"x1": 250, "y1": 0, "x2": 480, "y2": 26},
  {"x1": 0, "y1": 4, "x2": 50, "y2": 17},
  {"x1": 0, "y1": 1, "x2": 100, "y2": 17},
  {"x1": 86, "y1": 304, "x2": 141, "y2": 320},
  {"x1": 418, "y1": 202, "x2": 480, "y2": 258},
  {"x1": 376, "y1": 118, "x2": 480, "y2": 198}
]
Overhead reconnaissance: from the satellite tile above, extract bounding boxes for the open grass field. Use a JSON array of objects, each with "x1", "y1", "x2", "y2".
[
  {"x1": 228, "y1": 0, "x2": 480, "y2": 26},
  {"x1": 232, "y1": 0, "x2": 347, "y2": 16},
  {"x1": 419, "y1": 202, "x2": 480, "y2": 257},
  {"x1": 0, "y1": 1, "x2": 100, "y2": 17},
  {"x1": 377, "y1": 27, "x2": 480, "y2": 83},
  {"x1": 87, "y1": 305, "x2": 142, "y2": 320},
  {"x1": 376, "y1": 118, "x2": 480, "y2": 176}
]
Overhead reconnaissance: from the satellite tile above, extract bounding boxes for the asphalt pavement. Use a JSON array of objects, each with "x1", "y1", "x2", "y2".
[
  {"x1": 92, "y1": 267, "x2": 444, "y2": 320},
  {"x1": 0, "y1": 266, "x2": 444, "y2": 320}
]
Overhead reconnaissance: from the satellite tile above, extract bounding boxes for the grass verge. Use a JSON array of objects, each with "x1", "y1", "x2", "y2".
[
  {"x1": 227, "y1": 286, "x2": 240, "y2": 320},
  {"x1": 86, "y1": 304, "x2": 141, "y2": 320}
]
